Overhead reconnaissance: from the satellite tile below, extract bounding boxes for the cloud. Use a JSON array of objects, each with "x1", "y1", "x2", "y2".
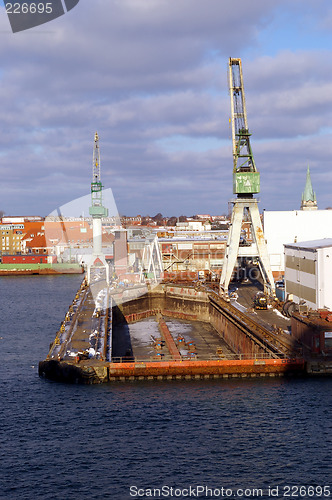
[{"x1": 0, "y1": 0, "x2": 331, "y2": 217}]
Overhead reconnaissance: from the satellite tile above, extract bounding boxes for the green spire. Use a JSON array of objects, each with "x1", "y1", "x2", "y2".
[{"x1": 301, "y1": 165, "x2": 317, "y2": 210}]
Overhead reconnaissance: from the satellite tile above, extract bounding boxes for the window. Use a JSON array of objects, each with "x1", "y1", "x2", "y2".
[{"x1": 325, "y1": 332, "x2": 332, "y2": 349}]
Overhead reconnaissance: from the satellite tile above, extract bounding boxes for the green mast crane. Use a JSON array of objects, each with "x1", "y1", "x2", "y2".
[
  {"x1": 219, "y1": 58, "x2": 275, "y2": 297},
  {"x1": 89, "y1": 132, "x2": 108, "y2": 218},
  {"x1": 229, "y1": 58, "x2": 260, "y2": 196},
  {"x1": 87, "y1": 132, "x2": 109, "y2": 285}
]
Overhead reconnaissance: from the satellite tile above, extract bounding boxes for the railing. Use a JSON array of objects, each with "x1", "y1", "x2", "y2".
[
  {"x1": 48, "y1": 280, "x2": 89, "y2": 360},
  {"x1": 109, "y1": 353, "x2": 303, "y2": 364}
]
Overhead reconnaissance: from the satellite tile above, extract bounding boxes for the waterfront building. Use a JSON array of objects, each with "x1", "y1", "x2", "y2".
[
  {"x1": 127, "y1": 229, "x2": 227, "y2": 276},
  {"x1": 0, "y1": 223, "x2": 25, "y2": 254},
  {"x1": 0, "y1": 220, "x2": 45, "y2": 255},
  {"x1": 175, "y1": 220, "x2": 212, "y2": 231},
  {"x1": 264, "y1": 210, "x2": 332, "y2": 275},
  {"x1": 1, "y1": 215, "x2": 43, "y2": 224},
  {"x1": 284, "y1": 238, "x2": 332, "y2": 311}
]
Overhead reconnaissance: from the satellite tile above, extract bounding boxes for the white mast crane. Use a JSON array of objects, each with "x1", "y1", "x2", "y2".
[{"x1": 87, "y1": 132, "x2": 110, "y2": 285}]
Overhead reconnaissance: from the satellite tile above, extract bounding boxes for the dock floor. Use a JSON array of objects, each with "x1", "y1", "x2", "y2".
[{"x1": 113, "y1": 316, "x2": 235, "y2": 362}]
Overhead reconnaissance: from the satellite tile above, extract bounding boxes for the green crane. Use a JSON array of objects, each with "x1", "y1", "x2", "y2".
[
  {"x1": 229, "y1": 58, "x2": 260, "y2": 196},
  {"x1": 89, "y1": 132, "x2": 108, "y2": 218},
  {"x1": 220, "y1": 59, "x2": 275, "y2": 297}
]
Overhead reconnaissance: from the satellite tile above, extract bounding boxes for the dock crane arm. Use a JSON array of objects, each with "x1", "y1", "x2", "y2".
[{"x1": 229, "y1": 58, "x2": 260, "y2": 196}]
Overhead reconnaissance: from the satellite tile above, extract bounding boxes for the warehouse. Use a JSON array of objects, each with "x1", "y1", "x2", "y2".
[
  {"x1": 284, "y1": 238, "x2": 332, "y2": 311},
  {"x1": 264, "y1": 210, "x2": 332, "y2": 275}
]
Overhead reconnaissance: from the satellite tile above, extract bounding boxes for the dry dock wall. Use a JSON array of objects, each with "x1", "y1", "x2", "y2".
[
  {"x1": 118, "y1": 285, "x2": 210, "y2": 323},
  {"x1": 118, "y1": 285, "x2": 268, "y2": 357},
  {"x1": 39, "y1": 358, "x2": 305, "y2": 384}
]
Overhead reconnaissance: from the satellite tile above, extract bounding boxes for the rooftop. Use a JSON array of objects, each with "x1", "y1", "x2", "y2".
[{"x1": 284, "y1": 238, "x2": 332, "y2": 250}]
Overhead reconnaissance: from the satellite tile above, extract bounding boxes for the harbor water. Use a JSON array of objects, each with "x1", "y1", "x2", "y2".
[{"x1": 1, "y1": 276, "x2": 331, "y2": 500}]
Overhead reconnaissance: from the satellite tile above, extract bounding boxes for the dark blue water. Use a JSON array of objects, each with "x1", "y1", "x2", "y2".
[{"x1": 1, "y1": 276, "x2": 331, "y2": 500}]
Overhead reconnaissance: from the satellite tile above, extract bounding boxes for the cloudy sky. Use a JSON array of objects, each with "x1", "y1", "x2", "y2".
[{"x1": 1, "y1": 0, "x2": 332, "y2": 218}]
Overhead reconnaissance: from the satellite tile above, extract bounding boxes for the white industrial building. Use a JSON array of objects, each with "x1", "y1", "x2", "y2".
[
  {"x1": 264, "y1": 210, "x2": 332, "y2": 274},
  {"x1": 284, "y1": 238, "x2": 332, "y2": 311}
]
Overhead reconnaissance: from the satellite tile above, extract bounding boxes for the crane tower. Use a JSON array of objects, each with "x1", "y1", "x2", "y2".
[
  {"x1": 219, "y1": 58, "x2": 275, "y2": 296},
  {"x1": 87, "y1": 132, "x2": 109, "y2": 285}
]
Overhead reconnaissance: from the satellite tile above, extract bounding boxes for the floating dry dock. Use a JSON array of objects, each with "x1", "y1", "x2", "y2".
[{"x1": 39, "y1": 279, "x2": 331, "y2": 384}]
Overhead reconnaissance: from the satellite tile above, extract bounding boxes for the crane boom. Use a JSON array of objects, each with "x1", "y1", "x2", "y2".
[
  {"x1": 229, "y1": 58, "x2": 260, "y2": 196},
  {"x1": 89, "y1": 132, "x2": 108, "y2": 217},
  {"x1": 92, "y1": 131, "x2": 101, "y2": 185}
]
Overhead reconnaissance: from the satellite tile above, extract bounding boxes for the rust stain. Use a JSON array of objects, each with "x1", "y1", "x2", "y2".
[{"x1": 107, "y1": 358, "x2": 305, "y2": 378}]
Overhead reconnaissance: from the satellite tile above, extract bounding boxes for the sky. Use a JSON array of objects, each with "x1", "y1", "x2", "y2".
[{"x1": 1, "y1": 0, "x2": 332, "y2": 218}]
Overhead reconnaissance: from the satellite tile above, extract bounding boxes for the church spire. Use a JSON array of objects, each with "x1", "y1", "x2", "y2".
[{"x1": 301, "y1": 165, "x2": 317, "y2": 210}]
